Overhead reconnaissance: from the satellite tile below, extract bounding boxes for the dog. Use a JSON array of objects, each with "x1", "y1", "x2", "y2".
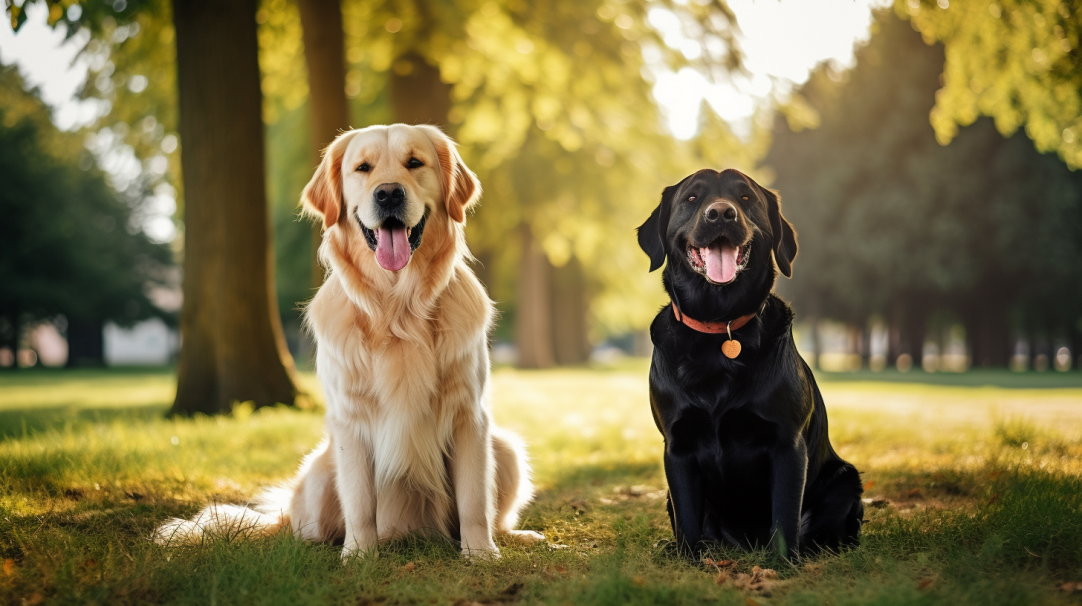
[
  {"x1": 156, "y1": 124, "x2": 543, "y2": 559},
  {"x1": 636, "y1": 168, "x2": 863, "y2": 559}
]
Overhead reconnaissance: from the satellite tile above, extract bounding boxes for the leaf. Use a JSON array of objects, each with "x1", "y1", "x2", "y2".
[
  {"x1": 2, "y1": 559, "x2": 12, "y2": 577},
  {"x1": 26, "y1": 593, "x2": 43, "y2": 606},
  {"x1": 402, "y1": 561, "x2": 416, "y2": 572},
  {"x1": 863, "y1": 480, "x2": 876, "y2": 490}
]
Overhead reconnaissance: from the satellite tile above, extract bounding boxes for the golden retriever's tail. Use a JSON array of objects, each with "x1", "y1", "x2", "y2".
[{"x1": 153, "y1": 487, "x2": 293, "y2": 546}]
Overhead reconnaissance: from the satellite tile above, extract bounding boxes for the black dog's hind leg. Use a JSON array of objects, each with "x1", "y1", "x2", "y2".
[
  {"x1": 800, "y1": 459, "x2": 864, "y2": 554},
  {"x1": 770, "y1": 437, "x2": 808, "y2": 560},
  {"x1": 664, "y1": 450, "x2": 706, "y2": 556}
]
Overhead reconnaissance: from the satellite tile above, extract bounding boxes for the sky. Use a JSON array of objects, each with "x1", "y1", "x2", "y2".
[{"x1": 651, "y1": 0, "x2": 892, "y2": 138}]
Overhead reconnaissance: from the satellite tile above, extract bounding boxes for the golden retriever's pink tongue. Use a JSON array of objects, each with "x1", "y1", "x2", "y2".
[
  {"x1": 375, "y1": 226, "x2": 410, "y2": 271},
  {"x1": 701, "y1": 243, "x2": 738, "y2": 283}
]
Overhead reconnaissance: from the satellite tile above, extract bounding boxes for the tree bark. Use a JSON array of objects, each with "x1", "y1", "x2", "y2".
[
  {"x1": 551, "y1": 257, "x2": 591, "y2": 365},
  {"x1": 171, "y1": 0, "x2": 298, "y2": 415},
  {"x1": 516, "y1": 228, "x2": 554, "y2": 368},
  {"x1": 389, "y1": 52, "x2": 452, "y2": 129},
  {"x1": 298, "y1": 0, "x2": 350, "y2": 289}
]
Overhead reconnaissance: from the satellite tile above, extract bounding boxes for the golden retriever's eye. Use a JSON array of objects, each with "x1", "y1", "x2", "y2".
[
  {"x1": 406, "y1": 157, "x2": 424, "y2": 169},
  {"x1": 357, "y1": 162, "x2": 371, "y2": 173}
]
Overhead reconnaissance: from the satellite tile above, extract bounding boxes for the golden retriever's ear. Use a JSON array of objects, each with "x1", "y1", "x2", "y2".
[
  {"x1": 301, "y1": 131, "x2": 353, "y2": 230},
  {"x1": 419, "y1": 125, "x2": 481, "y2": 223}
]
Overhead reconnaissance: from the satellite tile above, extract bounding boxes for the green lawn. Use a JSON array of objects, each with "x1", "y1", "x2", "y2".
[{"x1": 3, "y1": 363, "x2": 1082, "y2": 605}]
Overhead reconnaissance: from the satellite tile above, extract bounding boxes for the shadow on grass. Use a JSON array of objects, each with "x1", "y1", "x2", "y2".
[
  {"x1": 815, "y1": 368, "x2": 1082, "y2": 389},
  {"x1": 545, "y1": 461, "x2": 662, "y2": 494},
  {"x1": 0, "y1": 403, "x2": 169, "y2": 441}
]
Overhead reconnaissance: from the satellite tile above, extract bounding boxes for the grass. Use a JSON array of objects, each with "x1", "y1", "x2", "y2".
[{"x1": 3, "y1": 362, "x2": 1082, "y2": 605}]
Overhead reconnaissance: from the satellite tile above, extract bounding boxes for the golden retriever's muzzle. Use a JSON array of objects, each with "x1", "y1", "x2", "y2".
[{"x1": 358, "y1": 181, "x2": 428, "y2": 272}]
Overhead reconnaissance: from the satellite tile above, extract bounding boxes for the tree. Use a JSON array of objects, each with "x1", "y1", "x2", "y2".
[
  {"x1": 895, "y1": 0, "x2": 1082, "y2": 169},
  {"x1": 297, "y1": 0, "x2": 351, "y2": 288},
  {"x1": 0, "y1": 64, "x2": 172, "y2": 367},
  {"x1": 169, "y1": 0, "x2": 298, "y2": 413},
  {"x1": 767, "y1": 9, "x2": 1082, "y2": 368}
]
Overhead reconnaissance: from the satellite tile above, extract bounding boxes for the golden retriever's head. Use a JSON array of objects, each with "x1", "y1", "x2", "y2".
[{"x1": 302, "y1": 124, "x2": 480, "y2": 272}]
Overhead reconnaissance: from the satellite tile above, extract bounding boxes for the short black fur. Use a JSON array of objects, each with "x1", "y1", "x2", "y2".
[{"x1": 637, "y1": 169, "x2": 863, "y2": 559}]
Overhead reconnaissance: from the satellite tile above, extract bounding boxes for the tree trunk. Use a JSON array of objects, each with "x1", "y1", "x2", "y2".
[
  {"x1": 298, "y1": 0, "x2": 350, "y2": 289},
  {"x1": 551, "y1": 257, "x2": 591, "y2": 365},
  {"x1": 0, "y1": 313, "x2": 19, "y2": 370},
  {"x1": 962, "y1": 294, "x2": 1010, "y2": 368},
  {"x1": 516, "y1": 228, "x2": 554, "y2": 368},
  {"x1": 66, "y1": 320, "x2": 104, "y2": 367},
  {"x1": 171, "y1": 0, "x2": 298, "y2": 415},
  {"x1": 389, "y1": 52, "x2": 452, "y2": 129},
  {"x1": 899, "y1": 298, "x2": 930, "y2": 369}
]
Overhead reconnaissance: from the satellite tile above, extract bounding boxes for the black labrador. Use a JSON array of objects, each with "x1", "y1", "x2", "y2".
[{"x1": 637, "y1": 168, "x2": 863, "y2": 559}]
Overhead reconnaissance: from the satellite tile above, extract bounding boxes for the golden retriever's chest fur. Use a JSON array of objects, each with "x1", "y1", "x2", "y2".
[{"x1": 306, "y1": 265, "x2": 491, "y2": 491}]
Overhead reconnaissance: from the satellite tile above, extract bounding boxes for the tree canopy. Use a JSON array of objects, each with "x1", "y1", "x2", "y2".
[
  {"x1": 767, "y1": 9, "x2": 1082, "y2": 366},
  {"x1": 0, "y1": 63, "x2": 173, "y2": 357},
  {"x1": 895, "y1": 0, "x2": 1081, "y2": 169}
]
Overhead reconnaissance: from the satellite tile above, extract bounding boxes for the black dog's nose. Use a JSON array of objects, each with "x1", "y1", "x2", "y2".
[
  {"x1": 704, "y1": 201, "x2": 738, "y2": 223},
  {"x1": 373, "y1": 183, "x2": 405, "y2": 207}
]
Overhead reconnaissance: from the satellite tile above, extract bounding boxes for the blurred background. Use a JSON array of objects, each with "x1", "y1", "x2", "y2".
[{"x1": 1, "y1": 0, "x2": 1080, "y2": 395}]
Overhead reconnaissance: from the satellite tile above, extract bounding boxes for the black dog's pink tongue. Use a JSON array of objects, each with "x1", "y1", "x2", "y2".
[
  {"x1": 701, "y1": 243, "x2": 738, "y2": 283},
  {"x1": 375, "y1": 226, "x2": 410, "y2": 271}
]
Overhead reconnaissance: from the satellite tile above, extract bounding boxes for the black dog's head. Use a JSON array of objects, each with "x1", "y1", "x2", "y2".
[{"x1": 637, "y1": 169, "x2": 797, "y2": 319}]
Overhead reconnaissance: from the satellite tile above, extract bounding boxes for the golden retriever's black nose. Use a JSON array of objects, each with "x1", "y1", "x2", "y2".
[
  {"x1": 374, "y1": 183, "x2": 406, "y2": 208},
  {"x1": 704, "y1": 201, "x2": 737, "y2": 223}
]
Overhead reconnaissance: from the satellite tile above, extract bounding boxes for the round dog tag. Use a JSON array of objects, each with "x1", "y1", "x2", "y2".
[{"x1": 721, "y1": 339, "x2": 741, "y2": 359}]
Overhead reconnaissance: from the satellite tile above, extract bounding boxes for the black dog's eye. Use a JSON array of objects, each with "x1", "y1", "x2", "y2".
[
  {"x1": 741, "y1": 195, "x2": 749, "y2": 201},
  {"x1": 357, "y1": 162, "x2": 371, "y2": 172},
  {"x1": 406, "y1": 157, "x2": 424, "y2": 169},
  {"x1": 688, "y1": 196, "x2": 696, "y2": 202}
]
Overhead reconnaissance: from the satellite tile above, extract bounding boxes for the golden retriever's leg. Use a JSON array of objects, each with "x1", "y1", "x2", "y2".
[
  {"x1": 332, "y1": 423, "x2": 379, "y2": 560},
  {"x1": 450, "y1": 413, "x2": 500, "y2": 558},
  {"x1": 492, "y1": 428, "x2": 545, "y2": 544}
]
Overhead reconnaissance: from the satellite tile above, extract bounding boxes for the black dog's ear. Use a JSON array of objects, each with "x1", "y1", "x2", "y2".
[
  {"x1": 760, "y1": 186, "x2": 798, "y2": 278},
  {"x1": 637, "y1": 183, "x2": 680, "y2": 272}
]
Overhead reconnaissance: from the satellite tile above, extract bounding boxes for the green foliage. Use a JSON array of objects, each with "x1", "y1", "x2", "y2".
[
  {"x1": 895, "y1": 0, "x2": 1082, "y2": 169},
  {"x1": 0, "y1": 64, "x2": 172, "y2": 328},
  {"x1": 767, "y1": 10, "x2": 1082, "y2": 336}
]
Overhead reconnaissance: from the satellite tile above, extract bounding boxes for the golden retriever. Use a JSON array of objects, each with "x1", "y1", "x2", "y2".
[{"x1": 156, "y1": 124, "x2": 542, "y2": 559}]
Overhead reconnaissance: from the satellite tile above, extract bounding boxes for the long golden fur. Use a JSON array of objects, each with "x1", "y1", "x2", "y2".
[{"x1": 156, "y1": 124, "x2": 541, "y2": 559}]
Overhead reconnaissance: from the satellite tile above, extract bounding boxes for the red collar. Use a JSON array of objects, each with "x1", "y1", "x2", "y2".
[{"x1": 672, "y1": 303, "x2": 756, "y2": 336}]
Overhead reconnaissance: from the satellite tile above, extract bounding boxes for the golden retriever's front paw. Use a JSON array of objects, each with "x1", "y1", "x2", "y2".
[
  {"x1": 341, "y1": 544, "x2": 378, "y2": 563},
  {"x1": 461, "y1": 542, "x2": 500, "y2": 561},
  {"x1": 502, "y1": 529, "x2": 545, "y2": 545}
]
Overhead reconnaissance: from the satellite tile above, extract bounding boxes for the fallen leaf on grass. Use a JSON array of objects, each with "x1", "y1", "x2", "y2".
[
  {"x1": 863, "y1": 480, "x2": 876, "y2": 490},
  {"x1": 746, "y1": 599, "x2": 761, "y2": 606},
  {"x1": 703, "y1": 558, "x2": 735, "y2": 568},
  {"x1": 718, "y1": 566, "x2": 784, "y2": 596},
  {"x1": 917, "y1": 578, "x2": 935, "y2": 590},
  {"x1": 907, "y1": 488, "x2": 922, "y2": 498},
  {"x1": 3, "y1": 559, "x2": 12, "y2": 576},
  {"x1": 631, "y1": 575, "x2": 646, "y2": 586},
  {"x1": 402, "y1": 562, "x2": 416, "y2": 572},
  {"x1": 25, "y1": 593, "x2": 43, "y2": 605}
]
